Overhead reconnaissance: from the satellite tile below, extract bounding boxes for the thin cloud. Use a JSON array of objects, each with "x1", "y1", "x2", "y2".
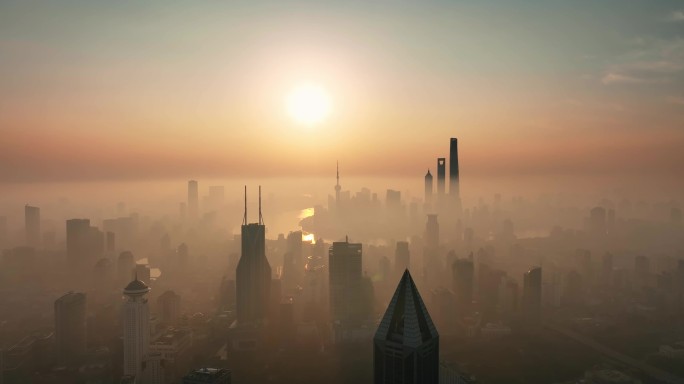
[
  {"x1": 601, "y1": 38, "x2": 684, "y2": 86},
  {"x1": 667, "y1": 10, "x2": 684, "y2": 22},
  {"x1": 601, "y1": 72, "x2": 647, "y2": 85}
]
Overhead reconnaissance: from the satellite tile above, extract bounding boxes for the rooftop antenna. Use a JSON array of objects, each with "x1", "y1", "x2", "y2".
[
  {"x1": 258, "y1": 185, "x2": 264, "y2": 225},
  {"x1": 243, "y1": 185, "x2": 247, "y2": 225}
]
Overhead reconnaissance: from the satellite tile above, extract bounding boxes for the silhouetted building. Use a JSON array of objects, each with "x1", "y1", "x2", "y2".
[
  {"x1": 329, "y1": 238, "x2": 363, "y2": 323},
  {"x1": 424, "y1": 169, "x2": 433, "y2": 211},
  {"x1": 423, "y1": 214, "x2": 440, "y2": 284},
  {"x1": 188, "y1": 180, "x2": 199, "y2": 221},
  {"x1": 102, "y1": 217, "x2": 136, "y2": 252},
  {"x1": 182, "y1": 368, "x2": 232, "y2": 384},
  {"x1": 134, "y1": 264, "x2": 151, "y2": 285},
  {"x1": 431, "y1": 287, "x2": 455, "y2": 334},
  {"x1": 157, "y1": 290, "x2": 181, "y2": 324},
  {"x1": 437, "y1": 158, "x2": 446, "y2": 197},
  {"x1": 282, "y1": 231, "x2": 303, "y2": 291},
  {"x1": 66, "y1": 219, "x2": 89, "y2": 266},
  {"x1": 395, "y1": 241, "x2": 410, "y2": 274},
  {"x1": 334, "y1": 161, "x2": 342, "y2": 210},
  {"x1": 452, "y1": 258, "x2": 474, "y2": 314},
  {"x1": 523, "y1": 267, "x2": 542, "y2": 323},
  {"x1": 106, "y1": 231, "x2": 115, "y2": 253},
  {"x1": 54, "y1": 292, "x2": 87, "y2": 364},
  {"x1": 141, "y1": 352, "x2": 165, "y2": 384},
  {"x1": 449, "y1": 138, "x2": 460, "y2": 206},
  {"x1": 374, "y1": 270, "x2": 439, "y2": 384},
  {"x1": 24, "y1": 205, "x2": 40, "y2": 247},
  {"x1": 118, "y1": 251, "x2": 135, "y2": 284},
  {"x1": 236, "y1": 187, "x2": 271, "y2": 324},
  {"x1": 122, "y1": 277, "x2": 151, "y2": 378}
]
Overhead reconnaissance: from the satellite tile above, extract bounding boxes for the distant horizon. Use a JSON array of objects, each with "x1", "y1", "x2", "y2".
[{"x1": 2, "y1": 1, "x2": 683, "y2": 184}]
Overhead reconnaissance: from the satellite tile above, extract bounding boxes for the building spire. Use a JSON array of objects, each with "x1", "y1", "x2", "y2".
[
  {"x1": 336, "y1": 160, "x2": 339, "y2": 186},
  {"x1": 243, "y1": 185, "x2": 247, "y2": 225},
  {"x1": 258, "y1": 185, "x2": 264, "y2": 225}
]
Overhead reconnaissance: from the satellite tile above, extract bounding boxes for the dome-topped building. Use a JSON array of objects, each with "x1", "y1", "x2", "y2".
[
  {"x1": 124, "y1": 278, "x2": 150, "y2": 296},
  {"x1": 122, "y1": 276, "x2": 150, "y2": 378}
]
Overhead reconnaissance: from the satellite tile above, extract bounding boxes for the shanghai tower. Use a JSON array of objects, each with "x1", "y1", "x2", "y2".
[{"x1": 449, "y1": 137, "x2": 460, "y2": 202}]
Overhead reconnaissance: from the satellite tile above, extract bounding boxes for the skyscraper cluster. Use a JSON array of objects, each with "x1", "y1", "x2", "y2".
[{"x1": 424, "y1": 138, "x2": 461, "y2": 215}]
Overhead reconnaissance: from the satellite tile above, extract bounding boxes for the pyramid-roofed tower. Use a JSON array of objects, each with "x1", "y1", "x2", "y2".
[{"x1": 374, "y1": 269, "x2": 439, "y2": 384}]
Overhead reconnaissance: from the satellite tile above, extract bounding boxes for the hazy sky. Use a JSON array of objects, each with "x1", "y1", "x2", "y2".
[{"x1": 1, "y1": 1, "x2": 683, "y2": 182}]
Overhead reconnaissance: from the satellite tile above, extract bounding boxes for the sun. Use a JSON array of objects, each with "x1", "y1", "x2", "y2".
[{"x1": 286, "y1": 83, "x2": 331, "y2": 125}]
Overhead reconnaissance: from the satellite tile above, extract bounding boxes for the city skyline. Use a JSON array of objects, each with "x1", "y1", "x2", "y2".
[
  {"x1": 1, "y1": 2, "x2": 684, "y2": 383},
  {"x1": 1, "y1": 1, "x2": 684, "y2": 182}
]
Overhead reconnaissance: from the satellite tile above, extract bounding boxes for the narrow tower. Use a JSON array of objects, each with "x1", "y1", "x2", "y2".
[
  {"x1": 236, "y1": 186, "x2": 272, "y2": 324},
  {"x1": 424, "y1": 169, "x2": 433, "y2": 207},
  {"x1": 436, "y1": 158, "x2": 445, "y2": 197},
  {"x1": 334, "y1": 161, "x2": 342, "y2": 209},
  {"x1": 522, "y1": 266, "x2": 542, "y2": 323},
  {"x1": 122, "y1": 276, "x2": 151, "y2": 378},
  {"x1": 374, "y1": 270, "x2": 439, "y2": 384},
  {"x1": 449, "y1": 138, "x2": 460, "y2": 201}
]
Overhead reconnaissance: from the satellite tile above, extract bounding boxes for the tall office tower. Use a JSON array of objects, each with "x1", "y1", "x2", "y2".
[
  {"x1": 282, "y1": 231, "x2": 303, "y2": 291},
  {"x1": 105, "y1": 231, "x2": 115, "y2": 253},
  {"x1": 236, "y1": 187, "x2": 272, "y2": 324},
  {"x1": 449, "y1": 138, "x2": 460, "y2": 202},
  {"x1": 436, "y1": 158, "x2": 446, "y2": 197},
  {"x1": 118, "y1": 251, "x2": 135, "y2": 284},
  {"x1": 334, "y1": 161, "x2": 342, "y2": 210},
  {"x1": 122, "y1": 277, "x2": 151, "y2": 378},
  {"x1": 54, "y1": 292, "x2": 87, "y2": 364},
  {"x1": 452, "y1": 258, "x2": 474, "y2": 314},
  {"x1": 374, "y1": 270, "x2": 439, "y2": 384},
  {"x1": 188, "y1": 180, "x2": 199, "y2": 221},
  {"x1": 24, "y1": 205, "x2": 40, "y2": 247},
  {"x1": 425, "y1": 215, "x2": 439, "y2": 249},
  {"x1": 328, "y1": 238, "x2": 363, "y2": 323},
  {"x1": 522, "y1": 267, "x2": 542, "y2": 323},
  {"x1": 424, "y1": 170, "x2": 433, "y2": 207},
  {"x1": 386, "y1": 189, "x2": 401, "y2": 209},
  {"x1": 395, "y1": 241, "x2": 410, "y2": 274},
  {"x1": 141, "y1": 352, "x2": 165, "y2": 384},
  {"x1": 66, "y1": 219, "x2": 91, "y2": 266},
  {"x1": 157, "y1": 290, "x2": 181, "y2": 324},
  {"x1": 303, "y1": 239, "x2": 327, "y2": 312},
  {"x1": 102, "y1": 217, "x2": 135, "y2": 252},
  {"x1": 134, "y1": 264, "x2": 151, "y2": 285},
  {"x1": 423, "y1": 215, "x2": 440, "y2": 285}
]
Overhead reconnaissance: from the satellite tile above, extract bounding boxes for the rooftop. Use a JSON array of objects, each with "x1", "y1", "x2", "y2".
[
  {"x1": 123, "y1": 279, "x2": 150, "y2": 295},
  {"x1": 183, "y1": 367, "x2": 231, "y2": 382}
]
